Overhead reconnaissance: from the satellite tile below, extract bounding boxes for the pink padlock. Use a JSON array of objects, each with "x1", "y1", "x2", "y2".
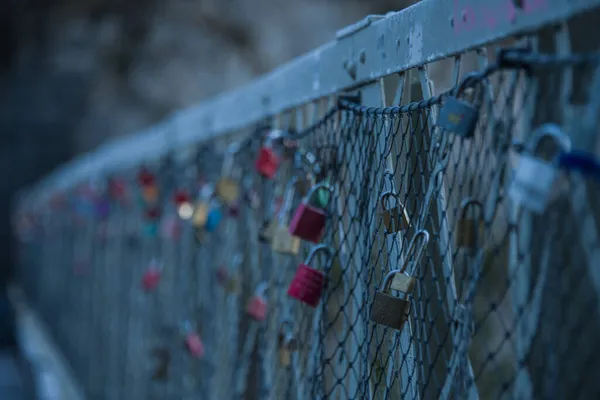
[
  {"x1": 255, "y1": 146, "x2": 280, "y2": 179},
  {"x1": 182, "y1": 321, "x2": 205, "y2": 359},
  {"x1": 288, "y1": 183, "x2": 333, "y2": 243},
  {"x1": 142, "y1": 260, "x2": 162, "y2": 291},
  {"x1": 246, "y1": 282, "x2": 268, "y2": 321},
  {"x1": 287, "y1": 245, "x2": 333, "y2": 307}
]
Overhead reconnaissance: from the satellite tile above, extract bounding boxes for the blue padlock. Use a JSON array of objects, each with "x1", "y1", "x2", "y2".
[
  {"x1": 205, "y1": 207, "x2": 223, "y2": 232},
  {"x1": 437, "y1": 74, "x2": 484, "y2": 138},
  {"x1": 437, "y1": 97, "x2": 479, "y2": 138}
]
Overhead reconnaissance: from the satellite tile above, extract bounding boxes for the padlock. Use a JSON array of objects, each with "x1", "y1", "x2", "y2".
[
  {"x1": 143, "y1": 221, "x2": 158, "y2": 237},
  {"x1": 508, "y1": 123, "x2": 571, "y2": 213},
  {"x1": 173, "y1": 190, "x2": 191, "y2": 207},
  {"x1": 192, "y1": 201, "x2": 209, "y2": 228},
  {"x1": 205, "y1": 204, "x2": 223, "y2": 233},
  {"x1": 142, "y1": 185, "x2": 159, "y2": 204},
  {"x1": 379, "y1": 191, "x2": 410, "y2": 234},
  {"x1": 455, "y1": 198, "x2": 484, "y2": 249},
  {"x1": 288, "y1": 182, "x2": 333, "y2": 243},
  {"x1": 370, "y1": 230, "x2": 429, "y2": 330},
  {"x1": 255, "y1": 146, "x2": 280, "y2": 179},
  {"x1": 287, "y1": 245, "x2": 333, "y2": 307},
  {"x1": 246, "y1": 282, "x2": 268, "y2": 321},
  {"x1": 277, "y1": 320, "x2": 298, "y2": 367},
  {"x1": 272, "y1": 178, "x2": 301, "y2": 255},
  {"x1": 437, "y1": 77, "x2": 483, "y2": 138},
  {"x1": 142, "y1": 265, "x2": 161, "y2": 291},
  {"x1": 151, "y1": 348, "x2": 170, "y2": 381},
  {"x1": 215, "y1": 178, "x2": 240, "y2": 205},
  {"x1": 185, "y1": 332, "x2": 205, "y2": 359},
  {"x1": 138, "y1": 169, "x2": 156, "y2": 187}
]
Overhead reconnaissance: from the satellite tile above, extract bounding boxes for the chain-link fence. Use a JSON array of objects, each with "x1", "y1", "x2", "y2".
[{"x1": 11, "y1": 5, "x2": 600, "y2": 400}]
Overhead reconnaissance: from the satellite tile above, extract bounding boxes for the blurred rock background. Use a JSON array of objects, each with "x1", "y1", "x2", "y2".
[{"x1": 0, "y1": 0, "x2": 416, "y2": 282}]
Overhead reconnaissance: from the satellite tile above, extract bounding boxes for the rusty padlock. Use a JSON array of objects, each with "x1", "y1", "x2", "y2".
[
  {"x1": 287, "y1": 245, "x2": 333, "y2": 307},
  {"x1": 277, "y1": 320, "x2": 298, "y2": 367},
  {"x1": 455, "y1": 198, "x2": 484, "y2": 249},
  {"x1": 272, "y1": 177, "x2": 301, "y2": 255},
  {"x1": 370, "y1": 230, "x2": 429, "y2": 330},
  {"x1": 379, "y1": 191, "x2": 410, "y2": 234},
  {"x1": 288, "y1": 182, "x2": 334, "y2": 243},
  {"x1": 246, "y1": 282, "x2": 268, "y2": 321}
]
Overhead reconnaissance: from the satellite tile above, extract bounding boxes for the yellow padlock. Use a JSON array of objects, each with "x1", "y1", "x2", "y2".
[
  {"x1": 215, "y1": 178, "x2": 240, "y2": 205},
  {"x1": 455, "y1": 198, "x2": 484, "y2": 249},
  {"x1": 277, "y1": 320, "x2": 298, "y2": 367},
  {"x1": 192, "y1": 202, "x2": 209, "y2": 228},
  {"x1": 272, "y1": 178, "x2": 301, "y2": 255}
]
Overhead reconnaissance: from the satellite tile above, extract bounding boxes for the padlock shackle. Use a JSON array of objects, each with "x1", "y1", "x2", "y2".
[
  {"x1": 304, "y1": 182, "x2": 334, "y2": 206},
  {"x1": 455, "y1": 71, "x2": 485, "y2": 98},
  {"x1": 304, "y1": 244, "x2": 334, "y2": 270},
  {"x1": 379, "y1": 191, "x2": 409, "y2": 214},
  {"x1": 459, "y1": 198, "x2": 484, "y2": 220},
  {"x1": 255, "y1": 281, "x2": 269, "y2": 297},
  {"x1": 528, "y1": 123, "x2": 572, "y2": 159},
  {"x1": 400, "y1": 229, "x2": 430, "y2": 275}
]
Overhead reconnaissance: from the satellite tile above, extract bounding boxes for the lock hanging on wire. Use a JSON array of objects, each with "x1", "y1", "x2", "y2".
[
  {"x1": 379, "y1": 191, "x2": 410, "y2": 234},
  {"x1": 246, "y1": 282, "x2": 268, "y2": 321},
  {"x1": 287, "y1": 245, "x2": 333, "y2": 307},
  {"x1": 277, "y1": 320, "x2": 298, "y2": 367},
  {"x1": 272, "y1": 177, "x2": 301, "y2": 255},
  {"x1": 288, "y1": 182, "x2": 334, "y2": 243},
  {"x1": 455, "y1": 198, "x2": 484, "y2": 249},
  {"x1": 255, "y1": 131, "x2": 282, "y2": 179},
  {"x1": 216, "y1": 143, "x2": 241, "y2": 205},
  {"x1": 142, "y1": 258, "x2": 162, "y2": 292},
  {"x1": 508, "y1": 123, "x2": 571, "y2": 213},
  {"x1": 370, "y1": 230, "x2": 429, "y2": 330},
  {"x1": 437, "y1": 72, "x2": 485, "y2": 138}
]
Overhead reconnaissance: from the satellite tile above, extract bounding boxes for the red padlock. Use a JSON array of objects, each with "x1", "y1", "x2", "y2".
[
  {"x1": 288, "y1": 182, "x2": 333, "y2": 243},
  {"x1": 173, "y1": 190, "x2": 190, "y2": 207},
  {"x1": 255, "y1": 146, "x2": 280, "y2": 179},
  {"x1": 287, "y1": 245, "x2": 333, "y2": 307},
  {"x1": 138, "y1": 168, "x2": 155, "y2": 187},
  {"x1": 142, "y1": 260, "x2": 162, "y2": 291},
  {"x1": 246, "y1": 282, "x2": 268, "y2": 321},
  {"x1": 182, "y1": 322, "x2": 205, "y2": 359}
]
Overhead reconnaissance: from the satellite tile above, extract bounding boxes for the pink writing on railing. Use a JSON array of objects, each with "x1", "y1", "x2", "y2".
[{"x1": 453, "y1": 0, "x2": 548, "y2": 34}]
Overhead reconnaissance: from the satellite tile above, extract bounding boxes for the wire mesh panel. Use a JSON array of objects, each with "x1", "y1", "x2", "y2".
[{"x1": 11, "y1": 12, "x2": 600, "y2": 400}]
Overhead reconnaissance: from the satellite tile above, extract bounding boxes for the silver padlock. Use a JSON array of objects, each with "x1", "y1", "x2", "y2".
[
  {"x1": 437, "y1": 74, "x2": 484, "y2": 138},
  {"x1": 508, "y1": 124, "x2": 571, "y2": 213}
]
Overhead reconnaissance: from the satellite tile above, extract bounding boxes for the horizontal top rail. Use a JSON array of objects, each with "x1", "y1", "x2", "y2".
[{"x1": 19, "y1": 0, "x2": 600, "y2": 208}]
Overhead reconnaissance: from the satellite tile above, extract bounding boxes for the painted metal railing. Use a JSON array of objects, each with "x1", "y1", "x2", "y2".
[{"x1": 12, "y1": 1, "x2": 600, "y2": 399}]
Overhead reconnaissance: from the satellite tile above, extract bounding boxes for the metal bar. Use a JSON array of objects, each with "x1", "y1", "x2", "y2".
[{"x1": 20, "y1": 0, "x2": 600, "y2": 204}]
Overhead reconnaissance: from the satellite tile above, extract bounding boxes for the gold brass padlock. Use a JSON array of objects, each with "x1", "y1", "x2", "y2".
[
  {"x1": 455, "y1": 198, "x2": 484, "y2": 249},
  {"x1": 142, "y1": 185, "x2": 159, "y2": 204},
  {"x1": 370, "y1": 230, "x2": 429, "y2": 330},
  {"x1": 215, "y1": 178, "x2": 240, "y2": 205},
  {"x1": 272, "y1": 178, "x2": 301, "y2": 255},
  {"x1": 278, "y1": 320, "x2": 298, "y2": 367},
  {"x1": 272, "y1": 224, "x2": 301, "y2": 255},
  {"x1": 192, "y1": 201, "x2": 209, "y2": 228},
  {"x1": 379, "y1": 191, "x2": 410, "y2": 234}
]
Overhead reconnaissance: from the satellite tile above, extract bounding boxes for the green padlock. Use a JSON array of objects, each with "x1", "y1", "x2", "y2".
[
  {"x1": 143, "y1": 221, "x2": 158, "y2": 237},
  {"x1": 311, "y1": 178, "x2": 331, "y2": 209}
]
